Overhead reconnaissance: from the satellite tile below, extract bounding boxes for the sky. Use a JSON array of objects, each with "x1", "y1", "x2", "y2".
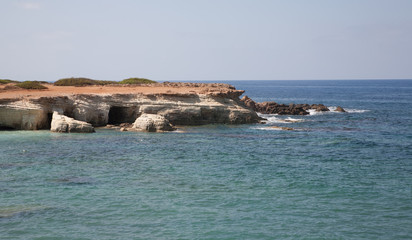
[{"x1": 0, "y1": 0, "x2": 411, "y2": 81}]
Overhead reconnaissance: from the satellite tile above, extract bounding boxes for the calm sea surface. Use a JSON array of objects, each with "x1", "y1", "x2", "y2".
[{"x1": 1, "y1": 80, "x2": 411, "y2": 239}]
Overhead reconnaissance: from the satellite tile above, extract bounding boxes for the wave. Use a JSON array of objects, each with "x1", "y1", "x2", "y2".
[
  {"x1": 252, "y1": 126, "x2": 298, "y2": 131},
  {"x1": 307, "y1": 109, "x2": 326, "y2": 115},
  {"x1": 253, "y1": 126, "x2": 284, "y2": 131},
  {"x1": 328, "y1": 106, "x2": 370, "y2": 113},
  {"x1": 308, "y1": 107, "x2": 369, "y2": 115},
  {"x1": 258, "y1": 114, "x2": 305, "y2": 124},
  {"x1": 343, "y1": 108, "x2": 370, "y2": 113},
  {"x1": 284, "y1": 117, "x2": 305, "y2": 123}
]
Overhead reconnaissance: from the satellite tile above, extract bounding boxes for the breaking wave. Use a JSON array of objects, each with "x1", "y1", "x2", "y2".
[
  {"x1": 308, "y1": 107, "x2": 370, "y2": 115},
  {"x1": 328, "y1": 106, "x2": 370, "y2": 113},
  {"x1": 258, "y1": 114, "x2": 305, "y2": 124}
]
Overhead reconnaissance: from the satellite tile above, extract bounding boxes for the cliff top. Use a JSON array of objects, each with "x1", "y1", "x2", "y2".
[{"x1": 0, "y1": 82, "x2": 240, "y2": 100}]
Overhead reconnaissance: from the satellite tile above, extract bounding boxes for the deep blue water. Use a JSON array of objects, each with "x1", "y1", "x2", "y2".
[{"x1": 1, "y1": 80, "x2": 411, "y2": 239}]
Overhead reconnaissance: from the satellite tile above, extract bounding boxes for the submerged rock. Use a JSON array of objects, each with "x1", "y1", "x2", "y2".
[
  {"x1": 50, "y1": 112, "x2": 95, "y2": 133},
  {"x1": 133, "y1": 113, "x2": 175, "y2": 132},
  {"x1": 0, "y1": 205, "x2": 50, "y2": 218},
  {"x1": 270, "y1": 126, "x2": 294, "y2": 131},
  {"x1": 50, "y1": 176, "x2": 96, "y2": 185}
]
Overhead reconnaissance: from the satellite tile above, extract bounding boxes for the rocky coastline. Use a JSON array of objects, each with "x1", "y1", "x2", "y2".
[
  {"x1": 0, "y1": 82, "x2": 345, "y2": 133},
  {"x1": 0, "y1": 82, "x2": 260, "y2": 132},
  {"x1": 240, "y1": 96, "x2": 345, "y2": 115}
]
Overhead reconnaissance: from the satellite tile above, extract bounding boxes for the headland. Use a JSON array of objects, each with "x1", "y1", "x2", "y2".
[{"x1": 0, "y1": 82, "x2": 260, "y2": 132}]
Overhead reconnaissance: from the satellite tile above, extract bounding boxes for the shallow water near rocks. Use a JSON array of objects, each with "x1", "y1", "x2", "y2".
[{"x1": 1, "y1": 80, "x2": 411, "y2": 239}]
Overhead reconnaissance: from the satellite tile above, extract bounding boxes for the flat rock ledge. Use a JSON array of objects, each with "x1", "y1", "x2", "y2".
[
  {"x1": 51, "y1": 112, "x2": 95, "y2": 133},
  {"x1": 132, "y1": 113, "x2": 175, "y2": 132}
]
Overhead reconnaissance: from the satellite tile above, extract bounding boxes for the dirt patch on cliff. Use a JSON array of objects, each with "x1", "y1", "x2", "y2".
[{"x1": 0, "y1": 82, "x2": 239, "y2": 100}]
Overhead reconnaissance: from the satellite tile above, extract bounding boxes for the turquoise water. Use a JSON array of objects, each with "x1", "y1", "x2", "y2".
[{"x1": 1, "y1": 80, "x2": 412, "y2": 239}]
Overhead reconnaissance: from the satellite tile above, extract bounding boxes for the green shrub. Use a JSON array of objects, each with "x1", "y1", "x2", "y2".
[
  {"x1": 119, "y1": 78, "x2": 157, "y2": 84},
  {"x1": 16, "y1": 81, "x2": 48, "y2": 90},
  {"x1": 0, "y1": 79, "x2": 19, "y2": 84},
  {"x1": 53, "y1": 77, "x2": 156, "y2": 86},
  {"x1": 95, "y1": 80, "x2": 119, "y2": 85},
  {"x1": 54, "y1": 77, "x2": 118, "y2": 86}
]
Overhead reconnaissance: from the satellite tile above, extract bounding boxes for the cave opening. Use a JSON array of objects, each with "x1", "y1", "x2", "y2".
[
  {"x1": 46, "y1": 112, "x2": 53, "y2": 129},
  {"x1": 0, "y1": 126, "x2": 15, "y2": 130},
  {"x1": 108, "y1": 106, "x2": 138, "y2": 125}
]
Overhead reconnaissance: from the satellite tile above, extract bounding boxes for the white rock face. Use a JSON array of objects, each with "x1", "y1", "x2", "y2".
[
  {"x1": 0, "y1": 91, "x2": 260, "y2": 130},
  {"x1": 50, "y1": 112, "x2": 94, "y2": 133},
  {"x1": 133, "y1": 113, "x2": 175, "y2": 132},
  {"x1": 0, "y1": 106, "x2": 48, "y2": 130}
]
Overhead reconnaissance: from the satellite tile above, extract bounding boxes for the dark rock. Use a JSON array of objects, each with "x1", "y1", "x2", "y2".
[
  {"x1": 254, "y1": 101, "x2": 309, "y2": 115},
  {"x1": 335, "y1": 106, "x2": 346, "y2": 112},
  {"x1": 240, "y1": 96, "x2": 341, "y2": 116},
  {"x1": 310, "y1": 104, "x2": 329, "y2": 112}
]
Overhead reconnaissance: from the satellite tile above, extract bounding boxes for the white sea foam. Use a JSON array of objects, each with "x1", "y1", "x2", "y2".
[
  {"x1": 327, "y1": 106, "x2": 338, "y2": 112},
  {"x1": 344, "y1": 108, "x2": 369, "y2": 113},
  {"x1": 258, "y1": 114, "x2": 282, "y2": 123},
  {"x1": 328, "y1": 106, "x2": 369, "y2": 113},
  {"x1": 308, "y1": 107, "x2": 369, "y2": 115},
  {"x1": 284, "y1": 117, "x2": 305, "y2": 123},
  {"x1": 252, "y1": 126, "x2": 297, "y2": 131},
  {"x1": 258, "y1": 114, "x2": 306, "y2": 124},
  {"x1": 308, "y1": 109, "x2": 325, "y2": 115},
  {"x1": 253, "y1": 126, "x2": 283, "y2": 131}
]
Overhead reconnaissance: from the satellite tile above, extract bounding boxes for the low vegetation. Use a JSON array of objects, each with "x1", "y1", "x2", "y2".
[
  {"x1": 0, "y1": 79, "x2": 19, "y2": 84},
  {"x1": 16, "y1": 81, "x2": 48, "y2": 90},
  {"x1": 54, "y1": 78, "x2": 118, "y2": 86},
  {"x1": 119, "y1": 78, "x2": 157, "y2": 84},
  {"x1": 53, "y1": 77, "x2": 156, "y2": 86}
]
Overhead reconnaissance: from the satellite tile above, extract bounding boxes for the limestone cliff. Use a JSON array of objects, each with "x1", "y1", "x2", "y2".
[{"x1": 0, "y1": 88, "x2": 260, "y2": 130}]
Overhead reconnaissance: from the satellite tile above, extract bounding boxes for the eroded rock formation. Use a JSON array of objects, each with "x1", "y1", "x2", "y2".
[
  {"x1": 0, "y1": 100, "x2": 50, "y2": 130},
  {"x1": 132, "y1": 113, "x2": 175, "y2": 132},
  {"x1": 0, "y1": 84, "x2": 260, "y2": 131},
  {"x1": 50, "y1": 112, "x2": 95, "y2": 133}
]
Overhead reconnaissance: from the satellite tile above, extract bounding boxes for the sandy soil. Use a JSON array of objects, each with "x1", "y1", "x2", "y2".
[{"x1": 0, "y1": 83, "x2": 231, "y2": 100}]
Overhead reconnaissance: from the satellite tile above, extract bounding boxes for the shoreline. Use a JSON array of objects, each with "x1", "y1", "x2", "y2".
[{"x1": 0, "y1": 82, "x2": 260, "y2": 132}]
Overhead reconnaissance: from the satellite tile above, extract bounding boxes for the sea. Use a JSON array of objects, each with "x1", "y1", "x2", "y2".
[{"x1": 1, "y1": 80, "x2": 411, "y2": 239}]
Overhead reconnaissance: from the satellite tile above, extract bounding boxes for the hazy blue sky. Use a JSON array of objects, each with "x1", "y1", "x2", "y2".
[{"x1": 1, "y1": 0, "x2": 411, "y2": 81}]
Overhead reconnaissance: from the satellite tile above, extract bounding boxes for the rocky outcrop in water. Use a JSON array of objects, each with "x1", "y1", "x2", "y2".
[
  {"x1": 335, "y1": 106, "x2": 346, "y2": 112},
  {"x1": 256, "y1": 102, "x2": 310, "y2": 115},
  {"x1": 50, "y1": 112, "x2": 95, "y2": 133},
  {"x1": 240, "y1": 96, "x2": 344, "y2": 115},
  {"x1": 132, "y1": 113, "x2": 175, "y2": 132}
]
